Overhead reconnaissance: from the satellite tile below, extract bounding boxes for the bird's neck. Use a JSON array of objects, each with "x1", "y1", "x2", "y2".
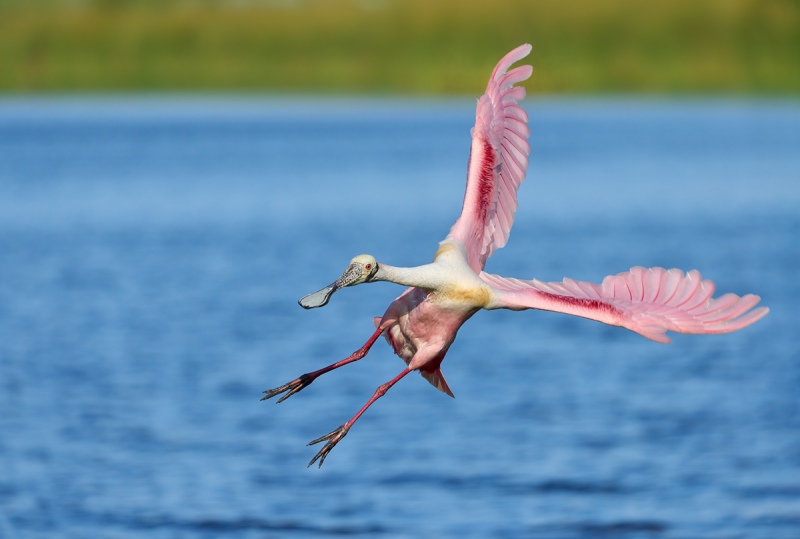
[{"x1": 374, "y1": 263, "x2": 442, "y2": 289}]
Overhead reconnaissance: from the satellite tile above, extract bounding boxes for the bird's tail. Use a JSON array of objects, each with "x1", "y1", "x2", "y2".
[{"x1": 421, "y1": 368, "x2": 455, "y2": 398}]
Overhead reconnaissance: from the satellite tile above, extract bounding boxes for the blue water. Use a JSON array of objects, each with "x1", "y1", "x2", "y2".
[{"x1": 0, "y1": 97, "x2": 798, "y2": 538}]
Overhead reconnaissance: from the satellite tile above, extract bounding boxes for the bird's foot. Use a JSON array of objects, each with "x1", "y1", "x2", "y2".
[
  {"x1": 261, "y1": 374, "x2": 313, "y2": 403},
  {"x1": 307, "y1": 424, "x2": 349, "y2": 468}
]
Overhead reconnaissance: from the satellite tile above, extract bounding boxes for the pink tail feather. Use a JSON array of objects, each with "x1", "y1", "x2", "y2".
[{"x1": 421, "y1": 368, "x2": 455, "y2": 398}]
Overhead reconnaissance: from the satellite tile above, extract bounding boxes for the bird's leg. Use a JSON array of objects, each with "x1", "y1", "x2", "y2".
[
  {"x1": 307, "y1": 367, "x2": 412, "y2": 468},
  {"x1": 261, "y1": 326, "x2": 384, "y2": 403}
]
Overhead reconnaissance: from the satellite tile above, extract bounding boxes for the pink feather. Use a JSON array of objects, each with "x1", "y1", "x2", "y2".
[
  {"x1": 446, "y1": 44, "x2": 533, "y2": 272},
  {"x1": 482, "y1": 267, "x2": 769, "y2": 343}
]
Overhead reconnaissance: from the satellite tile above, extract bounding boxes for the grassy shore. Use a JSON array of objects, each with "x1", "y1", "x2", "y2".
[{"x1": 1, "y1": 0, "x2": 798, "y2": 94}]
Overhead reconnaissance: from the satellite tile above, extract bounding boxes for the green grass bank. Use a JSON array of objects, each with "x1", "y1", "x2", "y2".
[{"x1": 1, "y1": 0, "x2": 798, "y2": 94}]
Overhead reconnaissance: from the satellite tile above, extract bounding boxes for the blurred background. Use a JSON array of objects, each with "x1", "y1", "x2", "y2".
[
  {"x1": 1, "y1": 1, "x2": 799, "y2": 539},
  {"x1": 1, "y1": 0, "x2": 798, "y2": 94}
]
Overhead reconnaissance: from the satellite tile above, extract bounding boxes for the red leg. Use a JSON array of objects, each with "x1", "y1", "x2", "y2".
[
  {"x1": 307, "y1": 367, "x2": 412, "y2": 468},
  {"x1": 261, "y1": 326, "x2": 384, "y2": 403}
]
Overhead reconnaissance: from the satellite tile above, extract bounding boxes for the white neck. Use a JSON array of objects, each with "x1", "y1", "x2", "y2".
[{"x1": 374, "y1": 263, "x2": 442, "y2": 289}]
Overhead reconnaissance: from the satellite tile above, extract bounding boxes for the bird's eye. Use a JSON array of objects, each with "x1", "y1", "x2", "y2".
[{"x1": 365, "y1": 264, "x2": 372, "y2": 270}]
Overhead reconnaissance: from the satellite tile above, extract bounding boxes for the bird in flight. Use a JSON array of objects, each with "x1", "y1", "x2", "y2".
[{"x1": 262, "y1": 44, "x2": 769, "y2": 467}]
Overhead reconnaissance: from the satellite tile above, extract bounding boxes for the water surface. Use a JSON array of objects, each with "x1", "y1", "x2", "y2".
[{"x1": 0, "y1": 97, "x2": 798, "y2": 538}]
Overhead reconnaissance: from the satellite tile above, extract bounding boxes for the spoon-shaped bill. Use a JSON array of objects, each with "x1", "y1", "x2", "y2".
[
  {"x1": 299, "y1": 284, "x2": 337, "y2": 309},
  {"x1": 298, "y1": 263, "x2": 363, "y2": 309}
]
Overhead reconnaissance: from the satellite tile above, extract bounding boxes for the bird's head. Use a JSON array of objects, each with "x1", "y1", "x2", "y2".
[{"x1": 298, "y1": 254, "x2": 379, "y2": 309}]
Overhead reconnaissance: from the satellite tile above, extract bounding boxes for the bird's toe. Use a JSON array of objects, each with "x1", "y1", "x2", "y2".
[
  {"x1": 307, "y1": 425, "x2": 349, "y2": 468},
  {"x1": 261, "y1": 374, "x2": 313, "y2": 403}
]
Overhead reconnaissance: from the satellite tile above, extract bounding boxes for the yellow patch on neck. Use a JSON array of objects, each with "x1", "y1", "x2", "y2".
[
  {"x1": 437, "y1": 284, "x2": 492, "y2": 308},
  {"x1": 433, "y1": 244, "x2": 456, "y2": 261}
]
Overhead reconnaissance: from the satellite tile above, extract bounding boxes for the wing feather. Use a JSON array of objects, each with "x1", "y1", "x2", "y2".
[
  {"x1": 501, "y1": 146, "x2": 526, "y2": 181},
  {"x1": 505, "y1": 117, "x2": 530, "y2": 138},
  {"x1": 654, "y1": 268, "x2": 683, "y2": 304},
  {"x1": 669, "y1": 270, "x2": 703, "y2": 307},
  {"x1": 483, "y1": 267, "x2": 769, "y2": 343},
  {"x1": 505, "y1": 107, "x2": 529, "y2": 123},
  {"x1": 445, "y1": 44, "x2": 533, "y2": 271},
  {"x1": 501, "y1": 85, "x2": 527, "y2": 103},
  {"x1": 500, "y1": 65, "x2": 534, "y2": 87},
  {"x1": 503, "y1": 127, "x2": 530, "y2": 156}
]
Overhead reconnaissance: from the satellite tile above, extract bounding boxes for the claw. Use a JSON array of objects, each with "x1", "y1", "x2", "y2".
[
  {"x1": 307, "y1": 425, "x2": 349, "y2": 468},
  {"x1": 261, "y1": 374, "x2": 312, "y2": 403}
]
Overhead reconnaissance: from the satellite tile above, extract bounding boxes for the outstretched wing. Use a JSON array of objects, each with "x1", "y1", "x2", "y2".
[
  {"x1": 445, "y1": 44, "x2": 533, "y2": 272},
  {"x1": 481, "y1": 266, "x2": 769, "y2": 343}
]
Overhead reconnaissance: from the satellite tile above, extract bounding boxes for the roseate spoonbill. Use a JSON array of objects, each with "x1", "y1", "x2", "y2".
[{"x1": 262, "y1": 44, "x2": 769, "y2": 467}]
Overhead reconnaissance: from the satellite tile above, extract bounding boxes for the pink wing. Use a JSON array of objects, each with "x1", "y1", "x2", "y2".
[
  {"x1": 446, "y1": 44, "x2": 533, "y2": 272},
  {"x1": 481, "y1": 266, "x2": 769, "y2": 343}
]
